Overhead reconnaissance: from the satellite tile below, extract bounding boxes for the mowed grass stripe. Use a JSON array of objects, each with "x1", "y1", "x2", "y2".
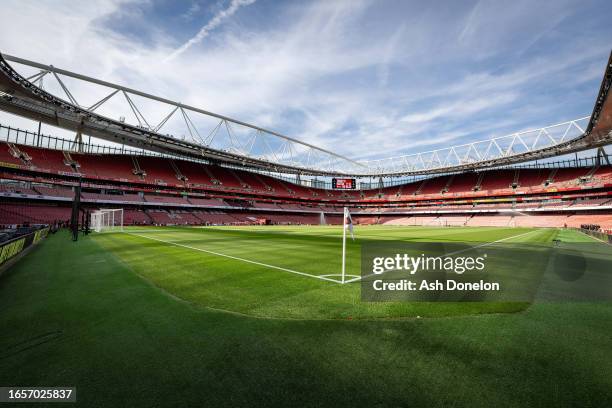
[
  {"x1": 127, "y1": 232, "x2": 343, "y2": 283},
  {"x1": 125, "y1": 225, "x2": 545, "y2": 277},
  {"x1": 127, "y1": 227, "x2": 362, "y2": 278},
  {"x1": 96, "y1": 232, "x2": 347, "y2": 317},
  {"x1": 154, "y1": 224, "x2": 535, "y2": 242},
  {"x1": 93, "y1": 226, "x2": 556, "y2": 319}
]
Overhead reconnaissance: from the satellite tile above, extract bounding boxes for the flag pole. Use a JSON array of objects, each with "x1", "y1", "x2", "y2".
[{"x1": 342, "y1": 207, "x2": 347, "y2": 284}]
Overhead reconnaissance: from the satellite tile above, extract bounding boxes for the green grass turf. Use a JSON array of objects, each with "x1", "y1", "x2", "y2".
[
  {"x1": 0, "y1": 227, "x2": 611, "y2": 407},
  {"x1": 93, "y1": 225, "x2": 555, "y2": 319}
]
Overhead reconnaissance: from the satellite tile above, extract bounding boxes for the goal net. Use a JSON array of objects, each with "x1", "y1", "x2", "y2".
[{"x1": 91, "y1": 209, "x2": 124, "y2": 232}]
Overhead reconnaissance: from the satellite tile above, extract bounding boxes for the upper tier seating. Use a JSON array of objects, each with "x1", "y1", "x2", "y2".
[
  {"x1": 517, "y1": 169, "x2": 549, "y2": 188},
  {"x1": 73, "y1": 153, "x2": 143, "y2": 182},
  {"x1": 209, "y1": 165, "x2": 241, "y2": 188},
  {"x1": 138, "y1": 157, "x2": 181, "y2": 186},
  {"x1": 174, "y1": 161, "x2": 216, "y2": 186},
  {"x1": 1, "y1": 142, "x2": 611, "y2": 202},
  {"x1": 592, "y1": 166, "x2": 612, "y2": 181},
  {"x1": 0, "y1": 144, "x2": 27, "y2": 167},
  {"x1": 553, "y1": 168, "x2": 589, "y2": 185},
  {"x1": 479, "y1": 170, "x2": 515, "y2": 191},
  {"x1": 446, "y1": 172, "x2": 479, "y2": 194},
  {"x1": 419, "y1": 175, "x2": 452, "y2": 195},
  {"x1": 23, "y1": 146, "x2": 73, "y2": 173}
]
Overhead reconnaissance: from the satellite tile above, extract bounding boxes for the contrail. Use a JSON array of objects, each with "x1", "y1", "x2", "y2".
[{"x1": 165, "y1": 0, "x2": 256, "y2": 61}]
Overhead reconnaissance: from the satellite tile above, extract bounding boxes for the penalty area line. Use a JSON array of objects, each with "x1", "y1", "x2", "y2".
[{"x1": 125, "y1": 232, "x2": 342, "y2": 284}]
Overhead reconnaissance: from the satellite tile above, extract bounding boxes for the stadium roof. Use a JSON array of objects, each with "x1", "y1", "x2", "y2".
[{"x1": 0, "y1": 51, "x2": 611, "y2": 177}]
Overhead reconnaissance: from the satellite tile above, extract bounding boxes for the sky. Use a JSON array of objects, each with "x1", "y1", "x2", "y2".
[{"x1": 0, "y1": 0, "x2": 611, "y2": 165}]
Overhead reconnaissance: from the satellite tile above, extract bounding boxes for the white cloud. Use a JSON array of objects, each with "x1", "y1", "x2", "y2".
[
  {"x1": 166, "y1": 0, "x2": 257, "y2": 61},
  {"x1": 181, "y1": 2, "x2": 202, "y2": 20},
  {"x1": 0, "y1": 0, "x2": 608, "y2": 166}
]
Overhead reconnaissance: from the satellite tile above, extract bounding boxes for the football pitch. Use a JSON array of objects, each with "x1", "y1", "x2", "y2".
[
  {"x1": 102, "y1": 225, "x2": 558, "y2": 319},
  {"x1": 1, "y1": 225, "x2": 611, "y2": 407}
]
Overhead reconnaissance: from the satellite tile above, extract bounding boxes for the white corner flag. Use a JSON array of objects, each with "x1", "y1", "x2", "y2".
[
  {"x1": 345, "y1": 207, "x2": 355, "y2": 240},
  {"x1": 341, "y1": 207, "x2": 355, "y2": 284}
]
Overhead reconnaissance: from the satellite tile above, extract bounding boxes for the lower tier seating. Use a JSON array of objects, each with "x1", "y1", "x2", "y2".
[{"x1": 1, "y1": 199, "x2": 611, "y2": 232}]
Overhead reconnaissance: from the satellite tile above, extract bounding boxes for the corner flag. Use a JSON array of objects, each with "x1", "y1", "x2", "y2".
[
  {"x1": 344, "y1": 207, "x2": 355, "y2": 240},
  {"x1": 341, "y1": 207, "x2": 355, "y2": 284}
]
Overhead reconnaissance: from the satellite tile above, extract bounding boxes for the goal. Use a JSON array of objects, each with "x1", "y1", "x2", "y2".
[{"x1": 91, "y1": 209, "x2": 124, "y2": 232}]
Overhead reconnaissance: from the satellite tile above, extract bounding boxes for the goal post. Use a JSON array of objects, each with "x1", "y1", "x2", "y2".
[{"x1": 91, "y1": 209, "x2": 124, "y2": 233}]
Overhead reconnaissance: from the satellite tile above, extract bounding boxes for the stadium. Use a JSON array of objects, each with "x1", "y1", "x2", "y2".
[
  {"x1": 0, "y1": 50, "x2": 610, "y2": 232},
  {"x1": 0, "y1": 1, "x2": 611, "y2": 407}
]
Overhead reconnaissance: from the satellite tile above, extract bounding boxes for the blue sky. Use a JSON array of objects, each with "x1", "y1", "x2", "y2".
[{"x1": 0, "y1": 0, "x2": 611, "y2": 162}]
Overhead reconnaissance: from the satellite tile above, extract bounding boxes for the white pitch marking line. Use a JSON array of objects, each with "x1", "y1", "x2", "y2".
[
  {"x1": 444, "y1": 229, "x2": 541, "y2": 256},
  {"x1": 343, "y1": 229, "x2": 541, "y2": 284},
  {"x1": 320, "y1": 274, "x2": 360, "y2": 279},
  {"x1": 194, "y1": 227, "x2": 350, "y2": 240},
  {"x1": 577, "y1": 229, "x2": 611, "y2": 244},
  {"x1": 126, "y1": 232, "x2": 342, "y2": 284},
  {"x1": 123, "y1": 229, "x2": 181, "y2": 233}
]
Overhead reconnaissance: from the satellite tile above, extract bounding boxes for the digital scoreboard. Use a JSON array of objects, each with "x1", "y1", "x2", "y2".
[{"x1": 332, "y1": 178, "x2": 356, "y2": 190}]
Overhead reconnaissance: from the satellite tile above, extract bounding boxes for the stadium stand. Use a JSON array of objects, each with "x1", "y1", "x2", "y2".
[
  {"x1": 1, "y1": 138, "x2": 611, "y2": 231},
  {"x1": 0, "y1": 202, "x2": 72, "y2": 224}
]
